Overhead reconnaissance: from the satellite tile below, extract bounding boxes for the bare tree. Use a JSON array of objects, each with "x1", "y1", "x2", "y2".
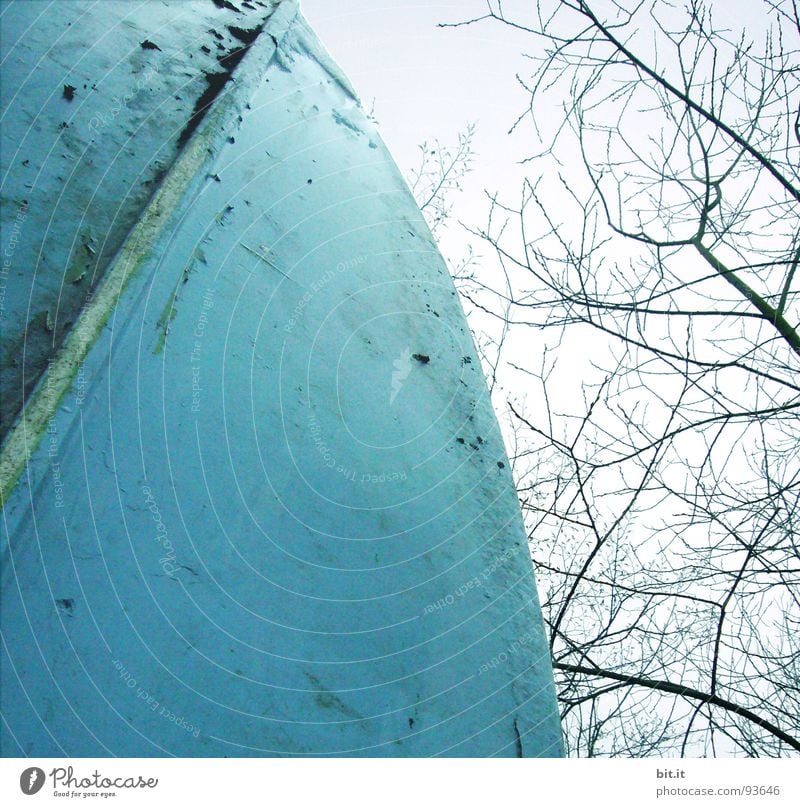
[
  {"x1": 410, "y1": 122, "x2": 477, "y2": 236},
  {"x1": 445, "y1": 0, "x2": 800, "y2": 756}
]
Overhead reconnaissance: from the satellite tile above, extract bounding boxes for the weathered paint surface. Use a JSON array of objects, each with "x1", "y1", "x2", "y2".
[
  {"x1": 0, "y1": 0, "x2": 563, "y2": 757},
  {"x1": 0, "y1": 0, "x2": 274, "y2": 434}
]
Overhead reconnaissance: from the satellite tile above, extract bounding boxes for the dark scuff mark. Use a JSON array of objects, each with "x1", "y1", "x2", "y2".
[
  {"x1": 176, "y1": 23, "x2": 263, "y2": 149},
  {"x1": 212, "y1": 0, "x2": 242, "y2": 10},
  {"x1": 412, "y1": 353, "x2": 430, "y2": 364},
  {"x1": 178, "y1": 72, "x2": 231, "y2": 148},
  {"x1": 140, "y1": 39, "x2": 161, "y2": 51},
  {"x1": 142, "y1": 165, "x2": 168, "y2": 189},
  {"x1": 228, "y1": 25, "x2": 260, "y2": 45},
  {"x1": 305, "y1": 673, "x2": 362, "y2": 720},
  {"x1": 63, "y1": 84, "x2": 76, "y2": 101},
  {"x1": 331, "y1": 108, "x2": 362, "y2": 136},
  {"x1": 56, "y1": 598, "x2": 75, "y2": 614}
]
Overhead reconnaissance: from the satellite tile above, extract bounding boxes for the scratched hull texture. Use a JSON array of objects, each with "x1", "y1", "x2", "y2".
[
  {"x1": 0, "y1": 1, "x2": 563, "y2": 757},
  {"x1": 0, "y1": 0, "x2": 273, "y2": 434}
]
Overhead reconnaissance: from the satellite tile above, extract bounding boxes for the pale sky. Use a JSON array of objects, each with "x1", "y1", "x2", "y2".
[{"x1": 300, "y1": 1, "x2": 538, "y2": 211}]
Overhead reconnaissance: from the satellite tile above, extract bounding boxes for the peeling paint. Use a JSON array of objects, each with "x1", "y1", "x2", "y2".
[
  {"x1": 0, "y1": 1, "x2": 298, "y2": 505},
  {"x1": 0, "y1": 0, "x2": 283, "y2": 434},
  {"x1": 1, "y1": 0, "x2": 561, "y2": 758}
]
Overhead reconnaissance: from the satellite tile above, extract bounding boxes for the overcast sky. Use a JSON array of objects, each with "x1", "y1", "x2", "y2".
[
  {"x1": 300, "y1": 1, "x2": 538, "y2": 222},
  {"x1": 300, "y1": 1, "x2": 773, "y2": 185}
]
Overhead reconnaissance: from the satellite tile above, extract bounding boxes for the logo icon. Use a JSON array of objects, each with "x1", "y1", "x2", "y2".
[
  {"x1": 390, "y1": 348, "x2": 412, "y2": 405},
  {"x1": 20, "y1": 767, "x2": 45, "y2": 795}
]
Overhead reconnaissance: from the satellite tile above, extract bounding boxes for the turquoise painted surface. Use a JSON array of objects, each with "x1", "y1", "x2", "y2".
[
  {"x1": 0, "y1": 1, "x2": 562, "y2": 757},
  {"x1": 0, "y1": 0, "x2": 273, "y2": 432}
]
